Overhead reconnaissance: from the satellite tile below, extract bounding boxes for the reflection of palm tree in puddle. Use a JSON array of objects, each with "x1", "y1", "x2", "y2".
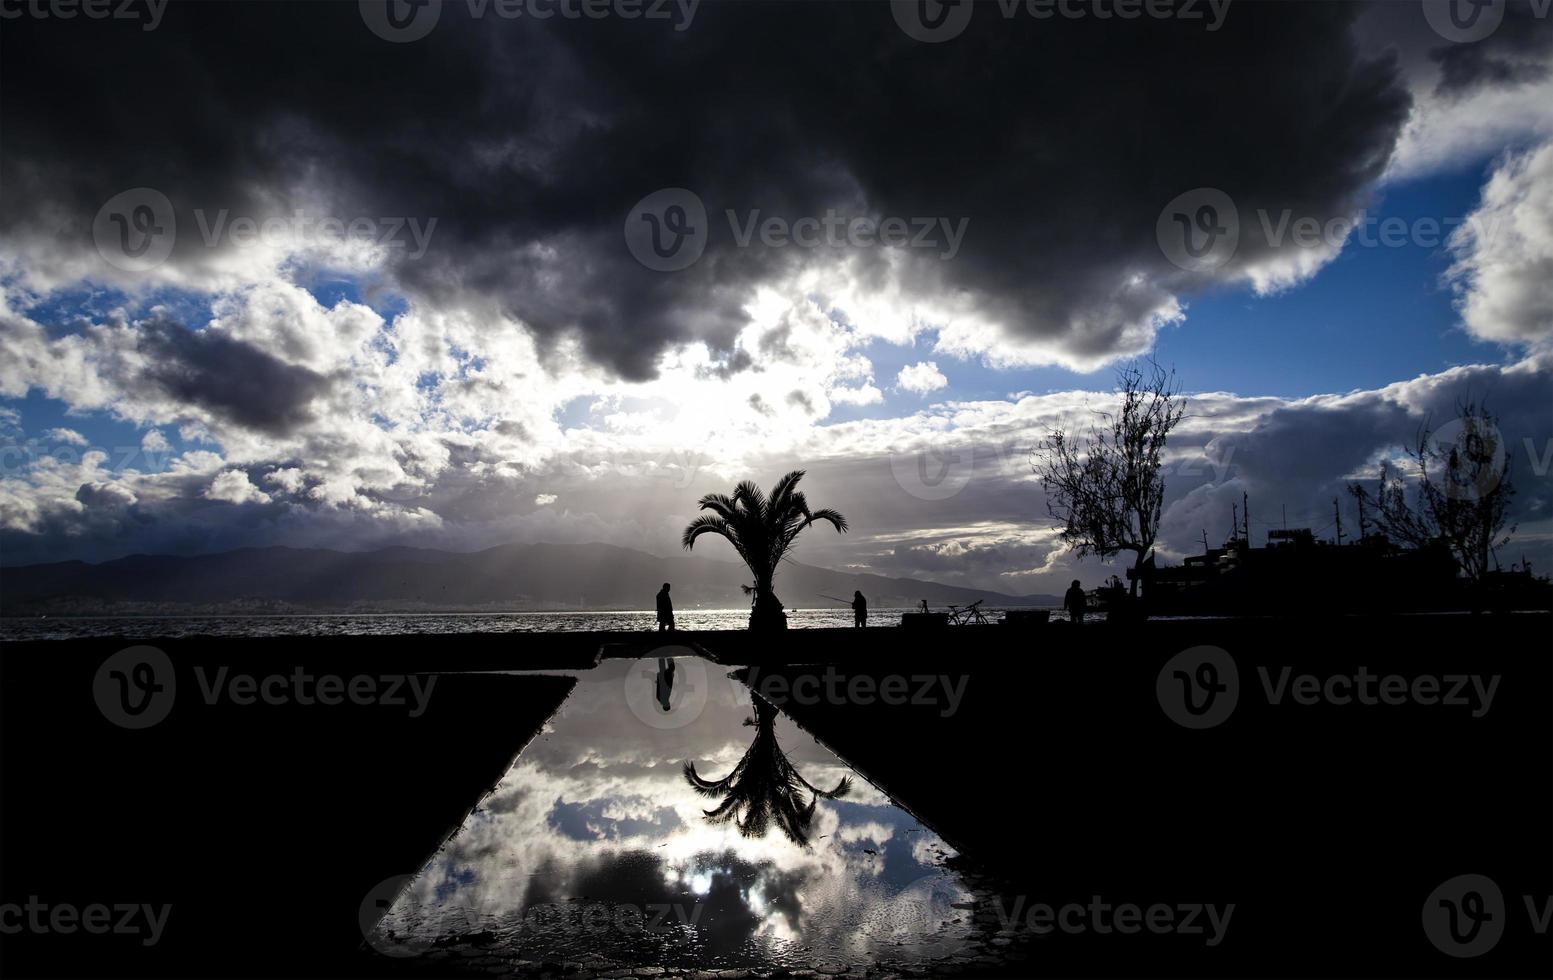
[{"x1": 684, "y1": 695, "x2": 850, "y2": 846}]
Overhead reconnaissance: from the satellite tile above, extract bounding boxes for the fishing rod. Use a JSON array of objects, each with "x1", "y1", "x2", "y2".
[{"x1": 816, "y1": 593, "x2": 853, "y2": 604}]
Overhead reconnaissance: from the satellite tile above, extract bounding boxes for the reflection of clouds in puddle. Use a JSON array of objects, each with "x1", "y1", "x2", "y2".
[{"x1": 380, "y1": 659, "x2": 969, "y2": 966}]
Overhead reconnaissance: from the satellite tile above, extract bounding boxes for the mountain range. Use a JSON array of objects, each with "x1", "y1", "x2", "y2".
[{"x1": 0, "y1": 542, "x2": 1059, "y2": 614}]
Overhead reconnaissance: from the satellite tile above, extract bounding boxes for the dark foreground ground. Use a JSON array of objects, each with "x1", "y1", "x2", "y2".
[{"x1": 1, "y1": 613, "x2": 1549, "y2": 978}]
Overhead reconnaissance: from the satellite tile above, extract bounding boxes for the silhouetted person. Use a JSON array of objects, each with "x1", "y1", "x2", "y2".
[
  {"x1": 851, "y1": 590, "x2": 868, "y2": 628},
  {"x1": 655, "y1": 657, "x2": 676, "y2": 711},
  {"x1": 1064, "y1": 579, "x2": 1087, "y2": 624},
  {"x1": 656, "y1": 582, "x2": 675, "y2": 632}
]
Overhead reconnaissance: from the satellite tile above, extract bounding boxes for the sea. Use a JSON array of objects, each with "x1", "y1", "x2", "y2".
[{"x1": 0, "y1": 606, "x2": 1066, "y2": 641}]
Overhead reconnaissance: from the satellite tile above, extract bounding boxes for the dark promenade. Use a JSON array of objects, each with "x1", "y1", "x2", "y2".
[{"x1": 2, "y1": 612, "x2": 1548, "y2": 977}]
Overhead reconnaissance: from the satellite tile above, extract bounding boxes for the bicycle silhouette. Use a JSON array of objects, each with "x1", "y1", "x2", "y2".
[{"x1": 945, "y1": 599, "x2": 992, "y2": 626}]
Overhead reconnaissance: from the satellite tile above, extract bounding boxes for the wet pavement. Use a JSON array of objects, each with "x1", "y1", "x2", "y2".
[{"x1": 366, "y1": 656, "x2": 1028, "y2": 977}]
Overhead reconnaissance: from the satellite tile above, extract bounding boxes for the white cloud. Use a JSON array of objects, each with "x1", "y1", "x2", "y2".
[
  {"x1": 1389, "y1": 76, "x2": 1553, "y2": 182},
  {"x1": 204, "y1": 470, "x2": 271, "y2": 505},
  {"x1": 534, "y1": 493, "x2": 558, "y2": 506},
  {"x1": 829, "y1": 383, "x2": 883, "y2": 406},
  {"x1": 42, "y1": 427, "x2": 87, "y2": 446},
  {"x1": 895, "y1": 361, "x2": 948, "y2": 395},
  {"x1": 1447, "y1": 141, "x2": 1553, "y2": 348}
]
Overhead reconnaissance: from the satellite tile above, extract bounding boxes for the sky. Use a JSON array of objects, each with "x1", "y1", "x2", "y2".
[{"x1": 1, "y1": 0, "x2": 1551, "y2": 594}]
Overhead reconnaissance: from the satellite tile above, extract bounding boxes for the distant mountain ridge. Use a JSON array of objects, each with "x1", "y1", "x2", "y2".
[{"x1": 0, "y1": 542, "x2": 1059, "y2": 614}]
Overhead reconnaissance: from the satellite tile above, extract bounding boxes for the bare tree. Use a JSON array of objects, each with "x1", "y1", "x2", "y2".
[
  {"x1": 1032, "y1": 361, "x2": 1187, "y2": 598},
  {"x1": 1347, "y1": 401, "x2": 1515, "y2": 582}
]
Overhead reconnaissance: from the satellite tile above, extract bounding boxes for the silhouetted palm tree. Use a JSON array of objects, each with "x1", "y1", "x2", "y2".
[
  {"x1": 681, "y1": 470, "x2": 847, "y2": 631},
  {"x1": 684, "y1": 695, "x2": 851, "y2": 846}
]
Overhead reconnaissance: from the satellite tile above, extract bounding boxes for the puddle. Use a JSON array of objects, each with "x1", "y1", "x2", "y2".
[{"x1": 368, "y1": 655, "x2": 1006, "y2": 975}]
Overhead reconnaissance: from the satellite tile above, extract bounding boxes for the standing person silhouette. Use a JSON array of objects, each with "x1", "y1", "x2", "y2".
[
  {"x1": 656, "y1": 582, "x2": 675, "y2": 632},
  {"x1": 851, "y1": 590, "x2": 868, "y2": 628},
  {"x1": 1064, "y1": 579, "x2": 1087, "y2": 625}
]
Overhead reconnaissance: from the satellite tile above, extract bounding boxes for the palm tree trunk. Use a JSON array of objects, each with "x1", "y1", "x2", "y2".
[{"x1": 749, "y1": 584, "x2": 787, "y2": 632}]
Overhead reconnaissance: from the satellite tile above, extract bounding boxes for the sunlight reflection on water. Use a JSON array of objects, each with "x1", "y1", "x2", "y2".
[
  {"x1": 368, "y1": 657, "x2": 987, "y2": 972},
  {"x1": 1, "y1": 607, "x2": 1061, "y2": 640}
]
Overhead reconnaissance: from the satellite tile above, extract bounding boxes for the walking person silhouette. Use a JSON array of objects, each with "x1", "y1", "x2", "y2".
[
  {"x1": 1064, "y1": 579, "x2": 1087, "y2": 625},
  {"x1": 656, "y1": 582, "x2": 675, "y2": 632}
]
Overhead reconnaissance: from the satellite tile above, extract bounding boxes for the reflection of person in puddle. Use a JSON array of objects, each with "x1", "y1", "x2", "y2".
[{"x1": 655, "y1": 657, "x2": 676, "y2": 712}]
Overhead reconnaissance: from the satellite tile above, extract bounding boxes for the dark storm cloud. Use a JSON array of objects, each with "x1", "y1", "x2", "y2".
[
  {"x1": 1430, "y1": 2, "x2": 1553, "y2": 94},
  {"x1": 0, "y1": 1, "x2": 1414, "y2": 377},
  {"x1": 138, "y1": 317, "x2": 332, "y2": 435}
]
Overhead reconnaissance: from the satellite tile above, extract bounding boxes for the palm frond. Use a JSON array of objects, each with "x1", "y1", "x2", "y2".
[
  {"x1": 806, "y1": 508, "x2": 849, "y2": 533},
  {"x1": 682, "y1": 515, "x2": 731, "y2": 551},
  {"x1": 769, "y1": 470, "x2": 805, "y2": 513}
]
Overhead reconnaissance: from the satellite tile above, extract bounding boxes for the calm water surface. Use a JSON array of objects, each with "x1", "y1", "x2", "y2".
[
  {"x1": 367, "y1": 657, "x2": 1004, "y2": 973},
  {"x1": 1, "y1": 606, "x2": 1062, "y2": 640}
]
